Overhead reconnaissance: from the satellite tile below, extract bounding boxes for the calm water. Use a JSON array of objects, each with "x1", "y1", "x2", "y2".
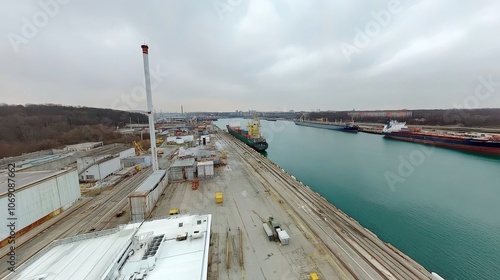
[{"x1": 215, "y1": 119, "x2": 500, "y2": 280}]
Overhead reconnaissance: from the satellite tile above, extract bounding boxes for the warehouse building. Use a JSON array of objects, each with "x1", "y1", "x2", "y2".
[
  {"x1": 64, "y1": 142, "x2": 103, "y2": 152},
  {"x1": 77, "y1": 144, "x2": 135, "y2": 182},
  {"x1": 122, "y1": 155, "x2": 152, "y2": 168},
  {"x1": 0, "y1": 169, "x2": 80, "y2": 247},
  {"x1": 5, "y1": 214, "x2": 212, "y2": 280},
  {"x1": 76, "y1": 144, "x2": 134, "y2": 174},
  {"x1": 129, "y1": 170, "x2": 168, "y2": 222}
]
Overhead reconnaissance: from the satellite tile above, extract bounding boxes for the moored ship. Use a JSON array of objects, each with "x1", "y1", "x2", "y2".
[
  {"x1": 226, "y1": 117, "x2": 268, "y2": 152},
  {"x1": 383, "y1": 120, "x2": 500, "y2": 155},
  {"x1": 294, "y1": 119, "x2": 359, "y2": 133}
]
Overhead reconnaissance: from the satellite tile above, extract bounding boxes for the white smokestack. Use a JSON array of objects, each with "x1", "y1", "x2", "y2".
[{"x1": 141, "y1": 44, "x2": 159, "y2": 171}]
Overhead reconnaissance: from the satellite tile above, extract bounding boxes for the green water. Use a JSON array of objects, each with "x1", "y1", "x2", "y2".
[{"x1": 215, "y1": 119, "x2": 500, "y2": 280}]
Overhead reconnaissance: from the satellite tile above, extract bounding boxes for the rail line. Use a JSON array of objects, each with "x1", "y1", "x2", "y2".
[{"x1": 216, "y1": 129, "x2": 432, "y2": 280}]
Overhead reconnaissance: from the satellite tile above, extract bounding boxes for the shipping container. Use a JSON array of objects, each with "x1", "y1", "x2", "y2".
[
  {"x1": 263, "y1": 223, "x2": 274, "y2": 241},
  {"x1": 129, "y1": 170, "x2": 168, "y2": 222},
  {"x1": 0, "y1": 169, "x2": 80, "y2": 242},
  {"x1": 277, "y1": 229, "x2": 290, "y2": 245}
]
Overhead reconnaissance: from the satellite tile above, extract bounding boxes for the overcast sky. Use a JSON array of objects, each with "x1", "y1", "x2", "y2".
[{"x1": 1, "y1": 0, "x2": 500, "y2": 112}]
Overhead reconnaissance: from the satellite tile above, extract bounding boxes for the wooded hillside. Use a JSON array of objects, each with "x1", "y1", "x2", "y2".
[
  {"x1": 0, "y1": 104, "x2": 147, "y2": 158},
  {"x1": 306, "y1": 108, "x2": 500, "y2": 127}
]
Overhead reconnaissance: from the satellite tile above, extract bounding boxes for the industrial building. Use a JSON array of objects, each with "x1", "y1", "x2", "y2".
[
  {"x1": 63, "y1": 142, "x2": 103, "y2": 152},
  {"x1": 168, "y1": 158, "x2": 196, "y2": 181},
  {"x1": 14, "y1": 153, "x2": 76, "y2": 172},
  {"x1": 77, "y1": 144, "x2": 135, "y2": 182},
  {"x1": 5, "y1": 215, "x2": 212, "y2": 280},
  {"x1": 166, "y1": 135, "x2": 194, "y2": 144},
  {"x1": 122, "y1": 155, "x2": 152, "y2": 168},
  {"x1": 0, "y1": 169, "x2": 80, "y2": 247},
  {"x1": 129, "y1": 170, "x2": 168, "y2": 222}
]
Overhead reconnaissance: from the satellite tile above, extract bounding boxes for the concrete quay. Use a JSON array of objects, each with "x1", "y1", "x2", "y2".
[{"x1": 151, "y1": 130, "x2": 433, "y2": 280}]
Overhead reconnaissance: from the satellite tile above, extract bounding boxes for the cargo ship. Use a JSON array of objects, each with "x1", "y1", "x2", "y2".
[
  {"x1": 226, "y1": 117, "x2": 268, "y2": 152},
  {"x1": 383, "y1": 120, "x2": 500, "y2": 155},
  {"x1": 294, "y1": 120, "x2": 359, "y2": 133}
]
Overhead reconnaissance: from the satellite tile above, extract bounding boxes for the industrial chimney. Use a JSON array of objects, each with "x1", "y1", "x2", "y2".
[{"x1": 141, "y1": 44, "x2": 159, "y2": 171}]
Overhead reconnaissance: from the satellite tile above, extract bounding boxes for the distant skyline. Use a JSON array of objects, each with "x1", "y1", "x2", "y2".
[{"x1": 2, "y1": 1, "x2": 500, "y2": 112}]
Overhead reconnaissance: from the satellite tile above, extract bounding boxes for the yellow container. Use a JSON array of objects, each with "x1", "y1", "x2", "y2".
[
  {"x1": 215, "y1": 192, "x2": 223, "y2": 203},
  {"x1": 310, "y1": 273, "x2": 319, "y2": 280}
]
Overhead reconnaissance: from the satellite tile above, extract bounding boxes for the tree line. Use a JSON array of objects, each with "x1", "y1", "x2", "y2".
[
  {"x1": 305, "y1": 108, "x2": 500, "y2": 127},
  {"x1": 0, "y1": 104, "x2": 148, "y2": 158}
]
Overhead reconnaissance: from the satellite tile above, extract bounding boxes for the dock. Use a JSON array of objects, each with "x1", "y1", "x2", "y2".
[
  {"x1": 0, "y1": 130, "x2": 433, "y2": 279},
  {"x1": 150, "y1": 129, "x2": 433, "y2": 279}
]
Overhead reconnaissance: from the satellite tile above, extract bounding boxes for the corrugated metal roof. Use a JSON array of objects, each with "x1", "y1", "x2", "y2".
[
  {"x1": 170, "y1": 158, "x2": 196, "y2": 167},
  {"x1": 131, "y1": 169, "x2": 167, "y2": 196},
  {"x1": 0, "y1": 169, "x2": 71, "y2": 195}
]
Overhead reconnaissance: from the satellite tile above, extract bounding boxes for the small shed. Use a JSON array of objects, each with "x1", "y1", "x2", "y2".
[
  {"x1": 168, "y1": 158, "x2": 196, "y2": 181},
  {"x1": 197, "y1": 161, "x2": 214, "y2": 179}
]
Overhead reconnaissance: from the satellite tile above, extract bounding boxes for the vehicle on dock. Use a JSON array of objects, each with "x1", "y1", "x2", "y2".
[
  {"x1": 169, "y1": 208, "x2": 180, "y2": 215},
  {"x1": 263, "y1": 223, "x2": 275, "y2": 241},
  {"x1": 277, "y1": 228, "x2": 290, "y2": 245}
]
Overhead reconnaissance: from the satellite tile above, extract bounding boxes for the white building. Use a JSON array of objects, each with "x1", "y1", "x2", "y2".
[
  {"x1": 80, "y1": 156, "x2": 121, "y2": 182},
  {"x1": 5, "y1": 214, "x2": 212, "y2": 280},
  {"x1": 64, "y1": 142, "x2": 103, "y2": 152},
  {"x1": 77, "y1": 144, "x2": 135, "y2": 182},
  {"x1": 0, "y1": 169, "x2": 80, "y2": 245}
]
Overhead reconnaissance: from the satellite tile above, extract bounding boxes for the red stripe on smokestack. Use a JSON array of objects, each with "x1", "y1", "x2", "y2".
[{"x1": 141, "y1": 44, "x2": 149, "y2": 54}]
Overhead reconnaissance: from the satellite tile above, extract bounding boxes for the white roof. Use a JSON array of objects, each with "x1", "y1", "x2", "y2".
[
  {"x1": 0, "y1": 170, "x2": 71, "y2": 195},
  {"x1": 196, "y1": 161, "x2": 213, "y2": 166},
  {"x1": 4, "y1": 215, "x2": 211, "y2": 280},
  {"x1": 130, "y1": 169, "x2": 166, "y2": 196},
  {"x1": 120, "y1": 215, "x2": 211, "y2": 280},
  {"x1": 7, "y1": 228, "x2": 136, "y2": 280}
]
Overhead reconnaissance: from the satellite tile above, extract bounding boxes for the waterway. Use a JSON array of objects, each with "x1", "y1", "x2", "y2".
[{"x1": 215, "y1": 118, "x2": 500, "y2": 280}]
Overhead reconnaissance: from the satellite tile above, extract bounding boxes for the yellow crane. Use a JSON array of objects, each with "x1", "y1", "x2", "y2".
[{"x1": 133, "y1": 141, "x2": 145, "y2": 156}]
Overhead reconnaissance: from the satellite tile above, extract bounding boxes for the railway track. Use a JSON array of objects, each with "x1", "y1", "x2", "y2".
[{"x1": 216, "y1": 129, "x2": 432, "y2": 280}]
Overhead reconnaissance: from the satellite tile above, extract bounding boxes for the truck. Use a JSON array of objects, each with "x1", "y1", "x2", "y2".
[
  {"x1": 268, "y1": 217, "x2": 281, "y2": 240},
  {"x1": 262, "y1": 223, "x2": 274, "y2": 241},
  {"x1": 277, "y1": 228, "x2": 290, "y2": 245}
]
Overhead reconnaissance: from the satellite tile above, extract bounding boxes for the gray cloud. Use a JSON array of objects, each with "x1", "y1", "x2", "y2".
[{"x1": 1, "y1": 0, "x2": 499, "y2": 112}]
